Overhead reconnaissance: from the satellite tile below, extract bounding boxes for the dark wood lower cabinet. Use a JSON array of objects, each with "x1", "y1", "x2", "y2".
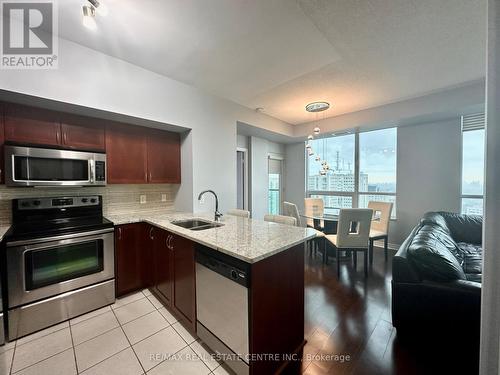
[
  {"x1": 114, "y1": 224, "x2": 196, "y2": 332},
  {"x1": 170, "y1": 234, "x2": 196, "y2": 330},
  {"x1": 115, "y1": 223, "x2": 144, "y2": 297}
]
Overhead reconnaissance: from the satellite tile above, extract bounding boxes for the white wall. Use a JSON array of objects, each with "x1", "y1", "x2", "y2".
[
  {"x1": 0, "y1": 37, "x2": 293, "y2": 214},
  {"x1": 283, "y1": 118, "x2": 462, "y2": 244},
  {"x1": 392, "y1": 118, "x2": 461, "y2": 244},
  {"x1": 480, "y1": 1, "x2": 500, "y2": 373}
]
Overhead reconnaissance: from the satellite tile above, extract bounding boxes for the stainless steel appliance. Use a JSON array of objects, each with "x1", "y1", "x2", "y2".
[
  {"x1": 4, "y1": 145, "x2": 106, "y2": 187},
  {"x1": 4, "y1": 196, "x2": 114, "y2": 340},
  {"x1": 196, "y1": 245, "x2": 250, "y2": 375}
]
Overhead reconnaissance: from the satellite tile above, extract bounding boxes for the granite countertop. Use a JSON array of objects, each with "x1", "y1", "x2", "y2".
[{"x1": 106, "y1": 211, "x2": 317, "y2": 263}]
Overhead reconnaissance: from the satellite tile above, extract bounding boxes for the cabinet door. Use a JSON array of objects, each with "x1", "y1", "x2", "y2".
[
  {"x1": 60, "y1": 114, "x2": 105, "y2": 151},
  {"x1": 147, "y1": 130, "x2": 181, "y2": 183},
  {"x1": 106, "y1": 123, "x2": 148, "y2": 184},
  {"x1": 171, "y1": 234, "x2": 196, "y2": 328},
  {"x1": 4, "y1": 103, "x2": 61, "y2": 146},
  {"x1": 154, "y1": 229, "x2": 173, "y2": 305},
  {"x1": 115, "y1": 224, "x2": 143, "y2": 297},
  {"x1": 0, "y1": 103, "x2": 4, "y2": 184}
]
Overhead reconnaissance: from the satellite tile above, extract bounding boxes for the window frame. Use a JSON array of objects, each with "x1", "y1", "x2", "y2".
[
  {"x1": 268, "y1": 155, "x2": 283, "y2": 215},
  {"x1": 306, "y1": 128, "x2": 397, "y2": 219},
  {"x1": 460, "y1": 115, "x2": 485, "y2": 215}
]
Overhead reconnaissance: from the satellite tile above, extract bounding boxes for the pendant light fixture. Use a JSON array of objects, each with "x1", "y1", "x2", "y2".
[
  {"x1": 305, "y1": 101, "x2": 331, "y2": 174},
  {"x1": 82, "y1": 0, "x2": 108, "y2": 30}
]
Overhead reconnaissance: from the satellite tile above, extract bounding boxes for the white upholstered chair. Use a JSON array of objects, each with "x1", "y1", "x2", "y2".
[
  {"x1": 325, "y1": 209, "x2": 373, "y2": 278},
  {"x1": 304, "y1": 198, "x2": 325, "y2": 229},
  {"x1": 284, "y1": 201, "x2": 325, "y2": 256},
  {"x1": 227, "y1": 209, "x2": 250, "y2": 218},
  {"x1": 367, "y1": 201, "x2": 393, "y2": 264},
  {"x1": 264, "y1": 214, "x2": 297, "y2": 226}
]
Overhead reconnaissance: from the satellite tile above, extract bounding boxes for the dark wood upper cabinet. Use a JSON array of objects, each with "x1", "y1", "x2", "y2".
[
  {"x1": 105, "y1": 123, "x2": 148, "y2": 184},
  {"x1": 171, "y1": 234, "x2": 196, "y2": 329},
  {"x1": 4, "y1": 103, "x2": 61, "y2": 146},
  {"x1": 147, "y1": 130, "x2": 181, "y2": 183},
  {"x1": 60, "y1": 114, "x2": 105, "y2": 152},
  {"x1": 115, "y1": 223, "x2": 144, "y2": 297}
]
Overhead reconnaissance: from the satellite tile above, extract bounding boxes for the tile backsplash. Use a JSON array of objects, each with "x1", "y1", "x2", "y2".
[{"x1": 0, "y1": 184, "x2": 177, "y2": 226}]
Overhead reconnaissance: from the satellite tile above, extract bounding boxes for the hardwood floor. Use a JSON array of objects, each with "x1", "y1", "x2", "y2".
[{"x1": 300, "y1": 247, "x2": 478, "y2": 375}]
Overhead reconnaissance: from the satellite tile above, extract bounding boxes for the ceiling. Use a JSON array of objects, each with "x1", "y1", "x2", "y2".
[{"x1": 56, "y1": 0, "x2": 486, "y2": 125}]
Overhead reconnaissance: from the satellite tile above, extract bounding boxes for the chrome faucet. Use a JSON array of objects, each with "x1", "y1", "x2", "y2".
[{"x1": 198, "y1": 190, "x2": 223, "y2": 222}]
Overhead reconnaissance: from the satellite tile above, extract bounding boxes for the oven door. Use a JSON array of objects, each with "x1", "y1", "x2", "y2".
[
  {"x1": 6, "y1": 229, "x2": 114, "y2": 308},
  {"x1": 4, "y1": 145, "x2": 102, "y2": 187}
]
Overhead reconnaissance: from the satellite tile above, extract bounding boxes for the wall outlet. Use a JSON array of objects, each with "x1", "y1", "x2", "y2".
[
  {"x1": 161, "y1": 194, "x2": 167, "y2": 202},
  {"x1": 140, "y1": 195, "x2": 147, "y2": 204}
]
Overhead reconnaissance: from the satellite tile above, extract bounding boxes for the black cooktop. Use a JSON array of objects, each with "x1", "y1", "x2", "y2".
[{"x1": 5, "y1": 195, "x2": 114, "y2": 243}]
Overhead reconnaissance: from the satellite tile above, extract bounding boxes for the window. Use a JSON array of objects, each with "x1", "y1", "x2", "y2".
[
  {"x1": 307, "y1": 128, "x2": 397, "y2": 217},
  {"x1": 307, "y1": 134, "x2": 355, "y2": 215},
  {"x1": 461, "y1": 114, "x2": 485, "y2": 215},
  {"x1": 268, "y1": 158, "x2": 282, "y2": 215},
  {"x1": 358, "y1": 128, "x2": 397, "y2": 218}
]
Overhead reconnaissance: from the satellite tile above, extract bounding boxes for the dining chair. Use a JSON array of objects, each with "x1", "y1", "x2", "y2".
[
  {"x1": 227, "y1": 209, "x2": 250, "y2": 218},
  {"x1": 284, "y1": 201, "x2": 326, "y2": 256},
  {"x1": 367, "y1": 201, "x2": 393, "y2": 265},
  {"x1": 304, "y1": 198, "x2": 325, "y2": 230},
  {"x1": 325, "y1": 209, "x2": 373, "y2": 278},
  {"x1": 264, "y1": 214, "x2": 297, "y2": 226}
]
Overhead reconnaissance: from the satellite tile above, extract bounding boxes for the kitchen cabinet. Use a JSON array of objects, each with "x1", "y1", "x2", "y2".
[
  {"x1": 147, "y1": 129, "x2": 181, "y2": 183},
  {"x1": 105, "y1": 123, "x2": 148, "y2": 184},
  {"x1": 4, "y1": 103, "x2": 61, "y2": 146},
  {"x1": 0, "y1": 103, "x2": 4, "y2": 184},
  {"x1": 171, "y1": 234, "x2": 196, "y2": 329},
  {"x1": 60, "y1": 114, "x2": 105, "y2": 151},
  {"x1": 151, "y1": 227, "x2": 173, "y2": 305},
  {"x1": 115, "y1": 223, "x2": 145, "y2": 297}
]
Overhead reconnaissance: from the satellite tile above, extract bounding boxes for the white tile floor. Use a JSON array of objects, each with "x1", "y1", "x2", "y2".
[{"x1": 0, "y1": 290, "x2": 233, "y2": 375}]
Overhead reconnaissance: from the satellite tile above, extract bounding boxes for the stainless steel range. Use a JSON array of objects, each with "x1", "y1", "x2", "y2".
[{"x1": 4, "y1": 196, "x2": 115, "y2": 340}]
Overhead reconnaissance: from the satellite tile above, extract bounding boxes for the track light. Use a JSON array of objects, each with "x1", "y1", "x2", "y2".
[
  {"x1": 88, "y1": 0, "x2": 108, "y2": 16},
  {"x1": 82, "y1": 5, "x2": 97, "y2": 30}
]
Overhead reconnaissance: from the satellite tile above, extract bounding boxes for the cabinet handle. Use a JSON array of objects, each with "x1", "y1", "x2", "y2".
[
  {"x1": 63, "y1": 131, "x2": 67, "y2": 144},
  {"x1": 149, "y1": 227, "x2": 154, "y2": 239},
  {"x1": 56, "y1": 130, "x2": 61, "y2": 144},
  {"x1": 117, "y1": 227, "x2": 122, "y2": 240},
  {"x1": 165, "y1": 235, "x2": 170, "y2": 249},
  {"x1": 169, "y1": 235, "x2": 174, "y2": 250},
  {"x1": 149, "y1": 172, "x2": 152, "y2": 182}
]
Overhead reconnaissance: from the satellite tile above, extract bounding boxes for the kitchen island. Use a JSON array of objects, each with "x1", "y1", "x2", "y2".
[{"x1": 108, "y1": 212, "x2": 316, "y2": 375}]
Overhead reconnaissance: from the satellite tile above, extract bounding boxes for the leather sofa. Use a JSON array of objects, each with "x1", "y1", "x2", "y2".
[{"x1": 392, "y1": 212, "x2": 482, "y2": 341}]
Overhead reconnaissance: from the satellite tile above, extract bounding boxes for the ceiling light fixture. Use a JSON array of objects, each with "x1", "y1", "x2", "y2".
[
  {"x1": 88, "y1": 0, "x2": 108, "y2": 16},
  {"x1": 82, "y1": 5, "x2": 97, "y2": 30},
  {"x1": 305, "y1": 101, "x2": 330, "y2": 113}
]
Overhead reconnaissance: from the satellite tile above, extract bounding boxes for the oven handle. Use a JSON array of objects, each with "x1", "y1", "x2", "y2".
[{"x1": 6, "y1": 228, "x2": 114, "y2": 247}]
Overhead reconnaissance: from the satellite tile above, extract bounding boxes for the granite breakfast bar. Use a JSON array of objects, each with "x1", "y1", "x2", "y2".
[{"x1": 109, "y1": 212, "x2": 316, "y2": 375}]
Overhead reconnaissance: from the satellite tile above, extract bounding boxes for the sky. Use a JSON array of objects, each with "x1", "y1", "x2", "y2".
[{"x1": 307, "y1": 128, "x2": 397, "y2": 185}]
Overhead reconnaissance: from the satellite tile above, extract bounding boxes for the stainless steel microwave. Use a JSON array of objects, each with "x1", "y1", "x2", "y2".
[{"x1": 4, "y1": 145, "x2": 106, "y2": 187}]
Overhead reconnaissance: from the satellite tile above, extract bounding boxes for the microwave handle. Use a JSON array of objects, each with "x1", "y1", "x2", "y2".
[{"x1": 89, "y1": 160, "x2": 94, "y2": 183}]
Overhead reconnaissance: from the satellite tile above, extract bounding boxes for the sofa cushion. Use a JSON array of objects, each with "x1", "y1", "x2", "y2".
[
  {"x1": 421, "y1": 212, "x2": 451, "y2": 233},
  {"x1": 407, "y1": 224, "x2": 467, "y2": 281},
  {"x1": 465, "y1": 273, "x2": 482, "y2": 283},
  {"x1": 457, "y1": 242, "x2": 483, "y2": 275},
  {"x1": 439, "y1": 212, "x2": 483, "y2": 245}
]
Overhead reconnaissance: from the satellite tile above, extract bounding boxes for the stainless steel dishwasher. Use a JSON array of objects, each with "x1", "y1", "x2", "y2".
[{"x1": 196, "y1": 245, "x2": 250, "y2": 375}]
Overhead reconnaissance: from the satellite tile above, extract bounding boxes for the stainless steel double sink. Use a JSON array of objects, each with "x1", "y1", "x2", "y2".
[{"x1": 171, "y1": 218, "x2": 224, "y2": 231}]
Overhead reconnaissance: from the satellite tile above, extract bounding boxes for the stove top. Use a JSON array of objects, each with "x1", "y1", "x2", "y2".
[{"x1": 6, "y1": 195, "x2": 114, "y2": 242}]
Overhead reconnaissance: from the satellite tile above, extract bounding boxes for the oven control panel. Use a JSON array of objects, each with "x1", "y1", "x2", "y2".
[{"x1": 17, "y1": 196, "x2": 100, "y2": 210}]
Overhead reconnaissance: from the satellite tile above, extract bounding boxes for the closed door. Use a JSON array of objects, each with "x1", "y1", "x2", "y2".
[
  {"x1": 171, "y1": 235, "x2": 196, "y2": 328},
  {"x1": 4, "y1": 104, "x2": 61, "y2": 146},
  {"x1": 154, "y1": 229, "x2": 173, "y2": 305},
  {"x1": 237, "y1": 150, "x2": 248, "y2": 210},
  {"x1": 147, "y1": 130, "x2": 181, "y2": 183},
  {"x1": 61, "y1": 114, "x2": 105, "y2": 151},
  {"x1": 106, "y1": 123, "x2": 148, "y2": 183}
]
